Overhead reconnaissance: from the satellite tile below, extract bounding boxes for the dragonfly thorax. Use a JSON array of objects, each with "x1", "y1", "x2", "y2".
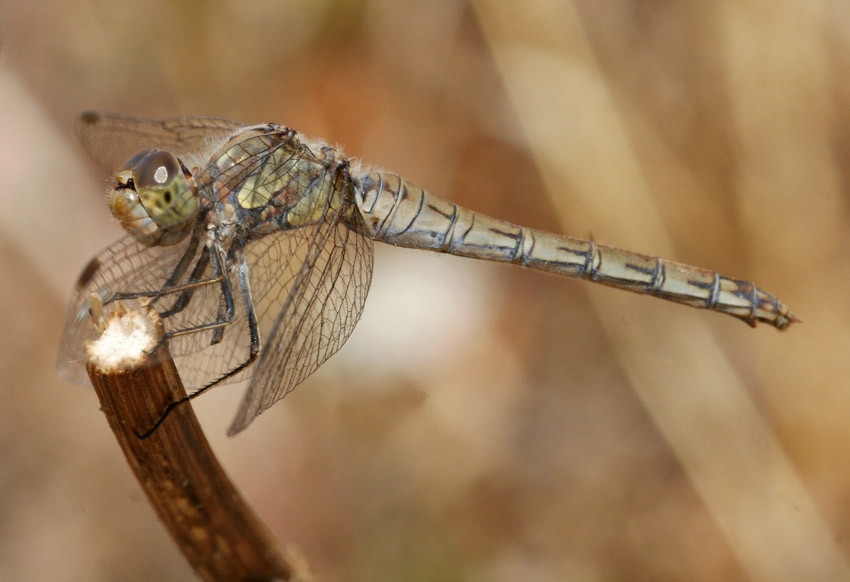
[{"x1": 109, "y1": 150, "x2": 200, "y2": 247}]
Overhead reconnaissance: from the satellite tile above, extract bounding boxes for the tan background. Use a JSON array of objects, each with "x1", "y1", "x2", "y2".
[{"x1": 1, "y1": 1, "x2": 848, "y2": 580}]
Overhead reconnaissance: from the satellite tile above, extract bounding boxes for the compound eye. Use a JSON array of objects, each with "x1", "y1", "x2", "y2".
[{"x1": 134, "y1": 150, "x2": 181, "y2": 190}]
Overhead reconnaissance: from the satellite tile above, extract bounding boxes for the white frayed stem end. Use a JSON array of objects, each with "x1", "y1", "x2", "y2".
[{"x1": 84, "y1": 301, "x2": 162, "y2": 373}]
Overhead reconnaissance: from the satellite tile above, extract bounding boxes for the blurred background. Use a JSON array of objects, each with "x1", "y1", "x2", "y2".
[{"x1": 1, "y1": 0, "x2": 849, "y2": 580}]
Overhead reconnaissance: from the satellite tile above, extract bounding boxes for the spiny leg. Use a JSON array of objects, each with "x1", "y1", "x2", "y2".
[
  {"x1": 150, "y1": 240, "x2": 235, "y2": 345},
  {"x1": 102, "y1": 229, "x2": 202, "y2": 307},
  {"x1": 135, "y1": 256, "x2": 262, "y2": 439},
  {"x1": 158, "y1": 245, "x2": 212, "y2": 318},
  {"x1": 211, "y1": 245, "x2": 248, "y2": 345}
]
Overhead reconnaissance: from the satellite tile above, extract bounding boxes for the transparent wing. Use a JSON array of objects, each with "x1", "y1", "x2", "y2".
[
  {"x1": 76, "y1": 110, "x2": 245, "y2": 173},
  {"x1": 64, "y1": 117, "x2": 373, "y2": 432},
  {"x1": 58, "y1": 229, "x2": 271, "y2": 395},
  {"x1": 227, "y1": 197, "x2": 374, "y2": 435},
  {"x1": 57, "y1": 232, "x2": 206, "y2": 384}
]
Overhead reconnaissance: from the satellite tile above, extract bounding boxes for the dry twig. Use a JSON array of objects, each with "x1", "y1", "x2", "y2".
[{"x1": 85, "y1": 302, "x2": 311, "y2": 582}]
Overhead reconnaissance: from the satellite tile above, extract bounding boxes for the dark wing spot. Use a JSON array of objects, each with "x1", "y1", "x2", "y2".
[
  {"x1": 78, "y1": 111, "x2": 100, "y2": 126},
  {"x1": 75, "y1": 257, "x2": 101, "y2": 291}
]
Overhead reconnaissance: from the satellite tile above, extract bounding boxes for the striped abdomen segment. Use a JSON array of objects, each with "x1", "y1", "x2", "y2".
[{"x1": 355, "y1": 172, "x2": 798, "y2": 330}]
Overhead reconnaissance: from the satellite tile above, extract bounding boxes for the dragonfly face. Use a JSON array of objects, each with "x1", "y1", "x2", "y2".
[{"x1": 109, "y1": 150, "x2": 200, "y2": 247}]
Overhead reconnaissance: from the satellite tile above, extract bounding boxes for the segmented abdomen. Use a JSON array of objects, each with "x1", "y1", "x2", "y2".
[{"x1": 355, "y1": 171, "x2": 797, "y2": 330}]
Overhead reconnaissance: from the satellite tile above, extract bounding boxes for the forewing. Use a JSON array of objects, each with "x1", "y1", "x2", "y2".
[
  {"x1": 227, "y1": 199, "x2": 374, "y2": 435},
  {"x1": 76, "y1": 111, "x2": 245, "y2": 174},
  {"x1": 58, "y1": 233, "x2": 201, "y2": 384},
  {"x1": 58, "y1": 232, "x2": 258, "y2": 393},
  {"x1": 66, "y1": 117, "x2": 374, "y2": 431}
]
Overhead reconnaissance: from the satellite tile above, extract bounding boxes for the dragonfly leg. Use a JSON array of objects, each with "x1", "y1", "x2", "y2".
[
  {"x1": 102, "y1": 230, "x2": 202, "y2": 307},
  {"x1": 210, "y1": 245, "x2": 248, "y2": 345},
  {"x1": 208, "y1": 257, "x2": 261, "y2": 371},
  {"x1": 109, "y1": 241, "x2": 228, "y2": 337},
  {"x1": 157, "y1": 245, "x2": 213, "y2": 318},
  {"x1": 135, "y1": 257, "x2": 261, "y2": 440},
  {"x1": 156, "y1": 240, "x2": 235, "y2": 340},
  {"x1": 104, "y1": 249, "x2": 221, "y2": 313}
]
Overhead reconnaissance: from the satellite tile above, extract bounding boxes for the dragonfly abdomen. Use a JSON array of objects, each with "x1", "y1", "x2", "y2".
[
  {"x1": 579, "y1": 245, "x2": 797, "y2": 330},
  {"x1": 357, "y1": 172, "x2": 527, "y2": 260},
  {"x1": 356, "y1": 171, "x2": 797, "y2": 330}
]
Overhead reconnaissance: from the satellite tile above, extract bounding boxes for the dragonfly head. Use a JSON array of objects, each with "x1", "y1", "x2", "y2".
[{"x1": 109, "y1": 150, "x2": 199, "y2": 247}]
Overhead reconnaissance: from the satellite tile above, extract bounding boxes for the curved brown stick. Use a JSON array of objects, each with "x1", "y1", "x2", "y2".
[{"x1": 85, "y1": 302, "x2": 311, "y2": 582}]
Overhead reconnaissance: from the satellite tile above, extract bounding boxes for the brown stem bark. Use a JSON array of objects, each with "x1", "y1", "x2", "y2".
[{"x1": 85, "y1": 305, "x2": 311, "y2": 582}]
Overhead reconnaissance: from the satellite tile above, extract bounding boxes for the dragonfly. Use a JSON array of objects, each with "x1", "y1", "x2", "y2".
[{"x1": 58, "y1": 111, "x2": 799, "y2": 436}]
